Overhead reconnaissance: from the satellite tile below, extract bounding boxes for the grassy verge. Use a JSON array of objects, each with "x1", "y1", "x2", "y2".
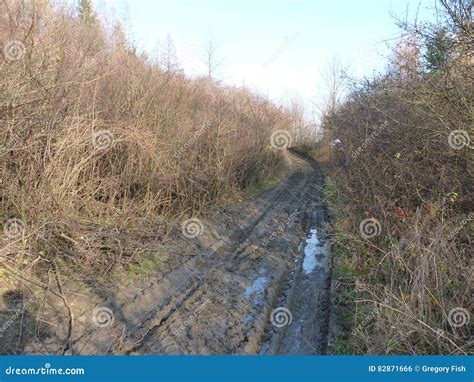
[
  {"x1": 243, "y1": 148, "x2": 291, "y2": 199},
  {"x1": 323, "y1": 169, "x2": 472, "y2": 355},
  {"x1": 317, "y1": 1, "x2": 472, "y2": 355},
  {"x1": 323, "y1": 176, "x2": 360, "y2": 354}
]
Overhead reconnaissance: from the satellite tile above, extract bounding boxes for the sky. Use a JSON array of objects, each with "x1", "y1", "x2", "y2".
[{"x1": 99, "y1": 0, "x2": 438, "y2": 121}]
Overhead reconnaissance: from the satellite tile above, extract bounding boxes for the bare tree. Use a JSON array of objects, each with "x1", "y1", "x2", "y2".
[
  {"x1": 317, "y1": 57, "x2": 346, "y2": 146},
  {"x1": 161, "y1": 34, "x2": 181, "y2": 73},
  {"x1": 202, "y1": 32, "x2": 223, "y2": 79},
  {"x1": 392, "y1": 33, "x2": 421, "y2": 77}
]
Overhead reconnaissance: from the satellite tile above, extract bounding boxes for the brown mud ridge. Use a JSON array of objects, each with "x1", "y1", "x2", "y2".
[{"x1": 3, "y1": 152, "x2": 331, "y2": 355}]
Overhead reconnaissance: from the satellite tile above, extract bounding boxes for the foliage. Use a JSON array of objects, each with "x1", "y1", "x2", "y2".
[{"x1": 322, "y1": 0, "x2": 473, "y2": 355}]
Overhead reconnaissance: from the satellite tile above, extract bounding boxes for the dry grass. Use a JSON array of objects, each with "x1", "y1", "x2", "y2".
[
  {"x1": 0, "y1": 0, "x2": 300, "y2": 277},
  {"x1": 321, "y1": 0, "x2": 473, "y2": 354}
]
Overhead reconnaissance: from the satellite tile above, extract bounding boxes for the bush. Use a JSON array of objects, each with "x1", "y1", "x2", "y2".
[
  {"x1": 0, "y1": 0, "x2": 299, "y2": 275},
  {"x1": 323, "y1": 0, "x2": 472, "y2": 354}
]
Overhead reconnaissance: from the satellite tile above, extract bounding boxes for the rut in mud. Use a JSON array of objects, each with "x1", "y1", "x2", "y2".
[{"x1": 23, "y1": 152, "x2": 331, "y2": 355}]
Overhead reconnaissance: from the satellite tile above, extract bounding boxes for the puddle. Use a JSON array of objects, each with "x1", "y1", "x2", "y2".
[
  {"x1": 244, "y1": 276, "x2": 268, "y2": 301},
  {"x1": 262, "y1": 199, "x2": 331, "y2": 354},
  {"x1": 302, "y1": 228, "x2": 326, "y2": 274}
]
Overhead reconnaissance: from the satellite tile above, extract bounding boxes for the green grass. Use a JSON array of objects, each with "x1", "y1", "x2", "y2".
[
  {"x1": 243, "y1": 148, "x2": 290, "y2": 199},
  {"x1": 324, "y1": 175, "x2": 372, "y2": 354},
  {"x1": 126, "y1": 252, "x2": 168, "y2": 278},
  {"x1": 244, "y1": 172, "x2": 287, "y2": 199}
]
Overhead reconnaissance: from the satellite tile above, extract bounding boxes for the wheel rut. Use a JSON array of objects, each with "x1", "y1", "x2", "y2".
[{"x1": 31, "y1": 151, "x2": 331, "y2": 355}]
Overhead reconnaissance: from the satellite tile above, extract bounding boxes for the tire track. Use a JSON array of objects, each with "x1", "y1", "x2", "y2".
[
  {"x1": 117, "y1": 152, "x2": 320, "y2": 354},
  {"x1": 57, "y1": 151, "x2": 323, "y2": 355}
]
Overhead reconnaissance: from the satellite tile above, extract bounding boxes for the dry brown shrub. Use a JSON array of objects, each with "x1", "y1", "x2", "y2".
[
  {"x1": 0, "y1": 0, "x2": 299, "y2": 277},
  {"x1": 323, "y1": 0, "x2": 472, "y2": 354}
]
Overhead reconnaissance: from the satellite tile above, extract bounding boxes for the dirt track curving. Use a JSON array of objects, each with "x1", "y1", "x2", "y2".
[{"x1": 18, "y1": 151, "x2": 331, "y2": 355}]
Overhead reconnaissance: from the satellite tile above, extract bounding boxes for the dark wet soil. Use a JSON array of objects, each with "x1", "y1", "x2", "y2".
[{"x1": 2, "y1": 152, "x2": 331, "y2": 355}]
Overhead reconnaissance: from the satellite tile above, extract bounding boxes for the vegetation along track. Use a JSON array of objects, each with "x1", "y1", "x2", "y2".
[{"x1": 25, "y1": 151, "x2": 331, "y2": 355}]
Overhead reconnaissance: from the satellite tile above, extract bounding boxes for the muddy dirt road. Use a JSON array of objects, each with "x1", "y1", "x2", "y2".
[{"x1": 21, "y1": 152, "x2": 331, "y2": 355}]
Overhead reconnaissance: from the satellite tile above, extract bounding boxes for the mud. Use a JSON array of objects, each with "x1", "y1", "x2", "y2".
[{"x1": 2, "y1": 152, "x2": 331, "y2": 355}]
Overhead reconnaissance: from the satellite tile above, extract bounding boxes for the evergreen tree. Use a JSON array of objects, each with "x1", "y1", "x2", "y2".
[
  {"x1": 78, "y1": 0, "x2": 96, "y2": 25},
  {"x1": 424, "y1": 28, "x2": 453, "y2": 71}
]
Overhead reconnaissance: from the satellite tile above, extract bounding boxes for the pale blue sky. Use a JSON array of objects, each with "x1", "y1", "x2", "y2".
[{"x1": 99, "y1": 0, "x2": 437, "y2": 119}]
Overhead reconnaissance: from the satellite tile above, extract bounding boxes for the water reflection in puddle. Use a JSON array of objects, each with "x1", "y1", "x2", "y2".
[{"x1": 302, "y1": 228, "x2": 326, "y2": 274}]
